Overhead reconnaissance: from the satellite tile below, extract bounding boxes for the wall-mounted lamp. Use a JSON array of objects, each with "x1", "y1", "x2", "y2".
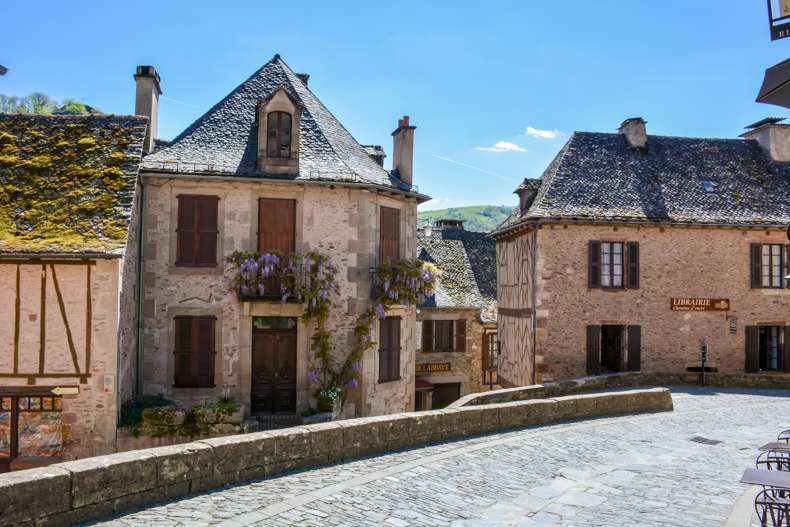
[{"x1": 423, "y1": 223, "x2": 433, "y2": 237}]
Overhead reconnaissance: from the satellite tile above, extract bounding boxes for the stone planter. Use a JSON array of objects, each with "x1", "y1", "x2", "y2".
[
  {"x1": 316, "y1": 396, "x2": 336, "y2": 413},
  {"x1": 141, "y1": 407, "x2": 186, "y2": 429},
  {"x1": 193, "y1": 404, "x2": 245, "y2": 426}
]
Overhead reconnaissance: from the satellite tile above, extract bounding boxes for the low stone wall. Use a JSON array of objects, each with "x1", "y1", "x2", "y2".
[
  {"x1": 452, "y1": 371, "x2": 790, "y2": 407},
  {"x1": 0, "y1": 388, "x2": 672, "y2": 527}
]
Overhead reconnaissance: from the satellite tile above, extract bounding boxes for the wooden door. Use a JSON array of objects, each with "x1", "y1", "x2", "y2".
[{"x1": 251, "y1": 330, "x2": 297, "y2": 415}]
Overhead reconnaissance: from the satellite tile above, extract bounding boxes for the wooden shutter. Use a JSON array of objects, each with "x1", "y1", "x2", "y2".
[
  {"x1": 783, "y1": 327, "x2": 790, "y2": 373},
  {"x1": 482, "y1": 332, "x2": 490, "y2": 372},
  {"x1": 173, "y1": 317, "x2": 193, "y2": 387},
  {"x1": 176, "y1": 196, "x2": 196, "y2": 266},
  {"x1": 422, "y1": 320, "x2": 433, "y2": 352},
  {"x1": 745, "y1": 326, "x2": 759, "y2": 373},
  {"x1": 588, "y1": 241, "x2": 601, "y2": 289},
  {"x1": 455, "y1": 319, "x2": 466, "y2": 352},
  {"x1": 586, "y1": 325, "x2": 600, "y2": 375},
  {"x1": 751, "y1": 243, "x2": 763, "y2": 289},
  {"x1": 785, "y1": 245, "x2": 790, "y2": 289},
  {"x1": 258, "y1": 198, "x2": 296, "y2": 253},
  {"x1": 195, "y1": 317, "x2": 216, "y2": 388},
  {"x1": 379, "y1": 207, "x2": 400, "y2": 263},
  {"x1": 627, "y1": 325, "x2": 641, "y2": 371},
  {"x1": 627, "y1": 242, "x2": 640, "y2": 289},
  {"x1": 379, "y1": 317, "x2": 401, "y2": 382},
  {"x1": 197, "y1": 197, "x2": 219, "y2": 266}
]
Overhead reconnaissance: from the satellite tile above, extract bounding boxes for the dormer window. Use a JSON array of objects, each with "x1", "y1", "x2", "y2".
[
  {"x1": 267, "y1": 111, "x2": 292, "y2": 158},
  {"x1": 256, "y1": 86, "x2": 303, "y2": 174}
]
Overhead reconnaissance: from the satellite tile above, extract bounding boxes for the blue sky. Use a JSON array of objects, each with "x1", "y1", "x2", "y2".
[{"x1": 2, "y1": 1, "x2": 790, "y2": 211}]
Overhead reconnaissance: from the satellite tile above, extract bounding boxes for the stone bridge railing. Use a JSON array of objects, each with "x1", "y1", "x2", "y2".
[{"x1": 0, "y1": 387, "x2": 672, "y2": 527}]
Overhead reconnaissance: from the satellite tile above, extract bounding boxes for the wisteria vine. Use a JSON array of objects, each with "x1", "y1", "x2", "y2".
[{"x1": 226, "y1": 250, "x2": 441, "y2": 404}]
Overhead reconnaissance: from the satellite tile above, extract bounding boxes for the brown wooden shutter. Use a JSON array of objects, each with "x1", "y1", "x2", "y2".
[
  {"x1": 785, "y1": 245, "x2": 790, "y2": 289},
  {"x1": 455, "y1": 319, "x2": 466, "y2": 352},
  {"x1": 588, "y1": 241, "x2": 601, "y2": 289},
  {"x1": 176, "y1": 196, "x2": 196, "y2": 266},
  {"x1": 627, "y1": 325, "x2": 641, "y2": 371},
  {"x1": 482, "y1": 332, "x2": 490, "y2": 372},
  {"x1": 197, "y1": 197, "x2": 219, "y2": 266},
  {"x1": 422, "y1": 320, "x2": 433, "y2": 352},
  {"x1": 627, "y1": 242, "x2": 640, "y2": 289},
  {"x1": 379, "y1": 207, "x2": 400, "y2": 263},
  {"x1": 174, "y1": 317, "x2": 193, "y2": 387},
  {"x1": 784, "y1": 327, "x2": 790, "y2": 373},
  {"x1": 745, "y1": 326, "x2": 759, "y2": 373},
  {"x1": 258, "y1": 198, "x2": 296, "y2": 253},
  {"x1": 379, "y1": 317, "x2": 401, "y2": 382},
  {"x1": 751, "y1": 243, "x2": 763, "y2": 289},
  {"x1": 586, "y1": 325, "x2": 600, "y2": 375},
  {"x1": 195, "y1": 317, "x2": 216, "y2": 387}
]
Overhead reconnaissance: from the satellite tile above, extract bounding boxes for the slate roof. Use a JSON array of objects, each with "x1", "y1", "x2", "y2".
[
  {"x1": 0, "y1": 113, "x2": 147, "y2": 254},
  {"x1": 142, "y1": 55, "x2": 424, "y2": 199},
  {"x1": 417, "y1": 225, "x2": 497, "y2": 320},
  {"x1": 494, "y1": 131, "x2": 790, "y2": 235}
]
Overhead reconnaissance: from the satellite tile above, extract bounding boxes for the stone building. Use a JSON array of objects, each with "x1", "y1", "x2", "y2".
[
  {"x1": 0, "y1": 113, "x2": 147, "y2": 471},
  {"x1": 415, "y1": 220, "x2": 498, "y2": 409},
  {"x1": 492, "y1": 117, "x2": 790, "y2": 387},
  {"x1": 132, "y1": 56, "x2": 430, "y2": 423}
]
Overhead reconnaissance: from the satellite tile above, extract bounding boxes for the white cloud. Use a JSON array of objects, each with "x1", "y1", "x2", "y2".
[
  {"x1": 423, "y1": 198, "x2": 439, "y2": 207},
  {"x1": 526, "y1": 126, "x2": 564, "y2": 139},
  {"x1": 474, "y1": 141, "x2": 526, "y2": 152}
]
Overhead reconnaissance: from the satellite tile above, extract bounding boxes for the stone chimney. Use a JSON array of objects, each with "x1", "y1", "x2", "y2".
[
  {"x1": 435, "y1": 219, "x2": 464, "y2": 230},
  {"x1": 296, "y1": 73, "x2": 310, "y2": 86},
  {"x1": 618, "y1": 117, "x2": 648, "y2": 152},
  {"x1": 392, "y1": 115, "x2": 416, "y2": 187},
  {"x1": 740, "y1": 118, "x2": 790, "y2": 162},
  {"x1": 134, "y1": 65, "x2": 162, "y2": 154}
]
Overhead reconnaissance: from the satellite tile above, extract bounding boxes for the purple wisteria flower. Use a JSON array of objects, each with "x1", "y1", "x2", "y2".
[
  {"x1": 373, "y1": 303, "x2": 386, "y2": 320},
  {"x1": 347, "y1": 378, "x2": 358, "y2": 390},
  {"x1": 307, "y1": 370, "x2": 318, "y2": 385},
  {"x1": 351, "y1": 362, "x2": 362, "y2": 373}
]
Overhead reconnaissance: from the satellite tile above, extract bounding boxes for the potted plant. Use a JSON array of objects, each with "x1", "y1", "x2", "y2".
[{"x1": 316, "y1": 385, "x2": 341, "y2": 413}]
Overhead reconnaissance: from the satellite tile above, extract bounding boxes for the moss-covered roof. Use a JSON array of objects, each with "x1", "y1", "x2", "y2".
[{"x1": 0, "y1": 113, "x2": 147, "y2": 254}]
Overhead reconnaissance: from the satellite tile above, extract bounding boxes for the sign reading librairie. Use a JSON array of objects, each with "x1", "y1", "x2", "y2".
[
  {"x1": 768, "y1": 0, "x2": 790, "y2": 40},
  {"x1": 416, "y1": 363, "x2": 451, "y2": 372},
  {"x1": 671, "y1": 298, "x2": 730, "y2": 311}
]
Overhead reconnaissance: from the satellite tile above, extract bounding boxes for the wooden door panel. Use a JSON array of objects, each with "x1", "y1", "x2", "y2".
[{"x1": 252, "y1": 330, "x2": 297, "y2": 415}]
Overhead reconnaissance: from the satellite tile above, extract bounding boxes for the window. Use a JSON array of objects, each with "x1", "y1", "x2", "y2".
[
  {"x1": 1, "y1": 395, "x2": 62, "y2": 472},
  {"x1": 588, "y1": 241, "x2": 639, "y2": 289},
  {"x1": 746, "y1": 326, "x2": 790, "y2": 373},
  {"x1": 421, "y1": 320, "x2": 467, "y2": 352},
  {"x1": 379, "y1": 316, "x2": 401, "y2": 383},
  {"x1": 267, "y1": 111, "x2": 292, "y2": 158},
  {"x1": 176, "y1": 195, "x2": 219, "y2": 267},
  {"x1": 173, "y1": 316, "x2": 217, "y2": 388},
  {"x1": 380, "y1": 207, "x2": 400, "y2": 264},
  {"x1": 751, "y1": 243, "x2": 789, "y2": 289}
]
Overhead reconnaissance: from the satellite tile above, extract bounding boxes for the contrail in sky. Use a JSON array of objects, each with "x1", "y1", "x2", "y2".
[
  {"x1": 160, "y1": 96, "x2": 204, "y2": 109},
  {"x1": 432, "y1": 155, "x2": 518, "y2": 182}
]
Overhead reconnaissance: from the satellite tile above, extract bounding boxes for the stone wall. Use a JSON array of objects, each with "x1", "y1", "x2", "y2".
[
  {"x1": 0, "y1": 388, "x2": 672, "y2": 526},
  {"x1": 138, "y1": 175, "x2": 419, "y2": 418}
]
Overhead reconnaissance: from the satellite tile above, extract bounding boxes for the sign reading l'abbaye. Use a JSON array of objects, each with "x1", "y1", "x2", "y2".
[
  {"x1": 416, "y1": 363, "x2": 451, "y2": 372},
  {"x1": 671, "y1": 298, "x2": 729, "y2": 311}
]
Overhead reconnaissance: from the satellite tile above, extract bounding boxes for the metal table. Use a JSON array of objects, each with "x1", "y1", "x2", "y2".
[{"x1": 742, "y1": 468, "x2": 790, "y2": 488}]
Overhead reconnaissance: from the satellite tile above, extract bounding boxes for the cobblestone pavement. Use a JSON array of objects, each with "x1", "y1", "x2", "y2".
[{"x1": 83, "y1": 387, "x2": 790, "y2": 527}]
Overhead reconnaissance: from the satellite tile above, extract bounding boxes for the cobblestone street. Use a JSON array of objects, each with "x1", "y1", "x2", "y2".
[{"x1": 83, "y1": 388, "x2": 790, "y2": 526}]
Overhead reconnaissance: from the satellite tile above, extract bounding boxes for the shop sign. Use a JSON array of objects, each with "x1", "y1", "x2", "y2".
[
  {"x1": 51, "y1": 386, "x2": 79, "y2": 395},
  {"x1": 671, "y1": 298, "x2": 730, "y2": 311},
  {"x1": 416, "y1": 363, "x2": 451, "y2": 372},
  {"x1": 768, "y1": 0, "x2": 790, "y2": 40}
]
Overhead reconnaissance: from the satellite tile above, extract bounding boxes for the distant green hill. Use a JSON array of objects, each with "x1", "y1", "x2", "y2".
[{"x1": 418, "y1": 205, "x2": 514, "y2": 233}]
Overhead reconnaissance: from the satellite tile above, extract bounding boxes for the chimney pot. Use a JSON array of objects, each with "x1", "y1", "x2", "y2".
[
  {"x1": 618, "y1": 117, "x2": 648, "y2": 151},
  {"x1": 741, "y1": 118, "x2": 790, "y2": 162},
  {"x1": 392, "y1": 116, "x2": 416, "y2": 187},
  {"x1": 134, "y1": 65, "x2": 162, "y2": 154},
  {"x1": 296, "y1": 73, "x2": 310, "y2": 86}
]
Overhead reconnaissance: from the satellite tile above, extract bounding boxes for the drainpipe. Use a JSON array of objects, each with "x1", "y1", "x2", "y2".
[
  {"x1": 135, "y1": 180, "x2": 146, "y2": 396},
  {"x1": 532, "y1": 221, "x2": 540, "y2": 385}
]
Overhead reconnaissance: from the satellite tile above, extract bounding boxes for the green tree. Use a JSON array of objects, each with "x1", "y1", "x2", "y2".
[
  {"x1": 0, "y1": 93, "x2": 102, "y2": 115},
  {"x1": 53, "y1": 98, "x2": 102, "y2": 115},
  {"x1": 27, "y1": 92, "x2": 56, "y2": 114}
]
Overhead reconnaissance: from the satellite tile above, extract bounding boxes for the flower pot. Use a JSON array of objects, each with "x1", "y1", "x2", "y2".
[{"x1": 317, "y1": 396, "x2": 336, "y2": 413}]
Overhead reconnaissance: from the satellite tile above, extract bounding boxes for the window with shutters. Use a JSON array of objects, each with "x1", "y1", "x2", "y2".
[
  {"x1": 750, "y1": 243, "x2": 789, "y2": 289},
  {"x1": 379, "y1": 316, "x2": 401, "y2": 383},
  {"x1": 173, "y1": 316, "x2": 217, "y2": 388},
  {"x1": 258, "y1": 198, "x2": 296, "y2": 253},
  {"x1": 421, "y1": 319, "x2": 467, "y2": 352},
  {"x1": 746, "y1": 326, "x2": 790, "y2": 373},
  {"x1": 256, "y1": 88, "x2": 303, "y2": 175},
  {"x1": 379, "y1": 206, "x2": 400, "y2": 264},
  {"x1": 176, "y1": 195, "x2": 219, "y2": 267},
  {"x1": 588, "y1": 240, "x2": 639, "y2": 289}
]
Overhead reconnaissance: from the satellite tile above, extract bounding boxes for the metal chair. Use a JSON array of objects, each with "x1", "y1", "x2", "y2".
[
  {"x1": 755, "y1": 490, "x2": 790, "y2": 526},
  {"x1": 778, "y1": 430, "x2": 790, "y2": 444},
  {"x1": 758, "y1": 450, "x2": 790, "y2": 472}
]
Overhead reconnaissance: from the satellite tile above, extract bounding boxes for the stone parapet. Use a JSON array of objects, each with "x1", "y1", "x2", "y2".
[{"x1": 0, "y1": 387, "x2": 671, "y2": 527}]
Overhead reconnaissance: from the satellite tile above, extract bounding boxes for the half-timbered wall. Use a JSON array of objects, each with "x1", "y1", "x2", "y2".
[
  {"x1": 0, "y1": 258, "x2": 121, "y2": 463},
  {"x1": 139, "y1": 176, "x2": 419, "y2": 418},
  {"x1": 495, "y1": 227, "x2": 536, "y2": 387}
]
